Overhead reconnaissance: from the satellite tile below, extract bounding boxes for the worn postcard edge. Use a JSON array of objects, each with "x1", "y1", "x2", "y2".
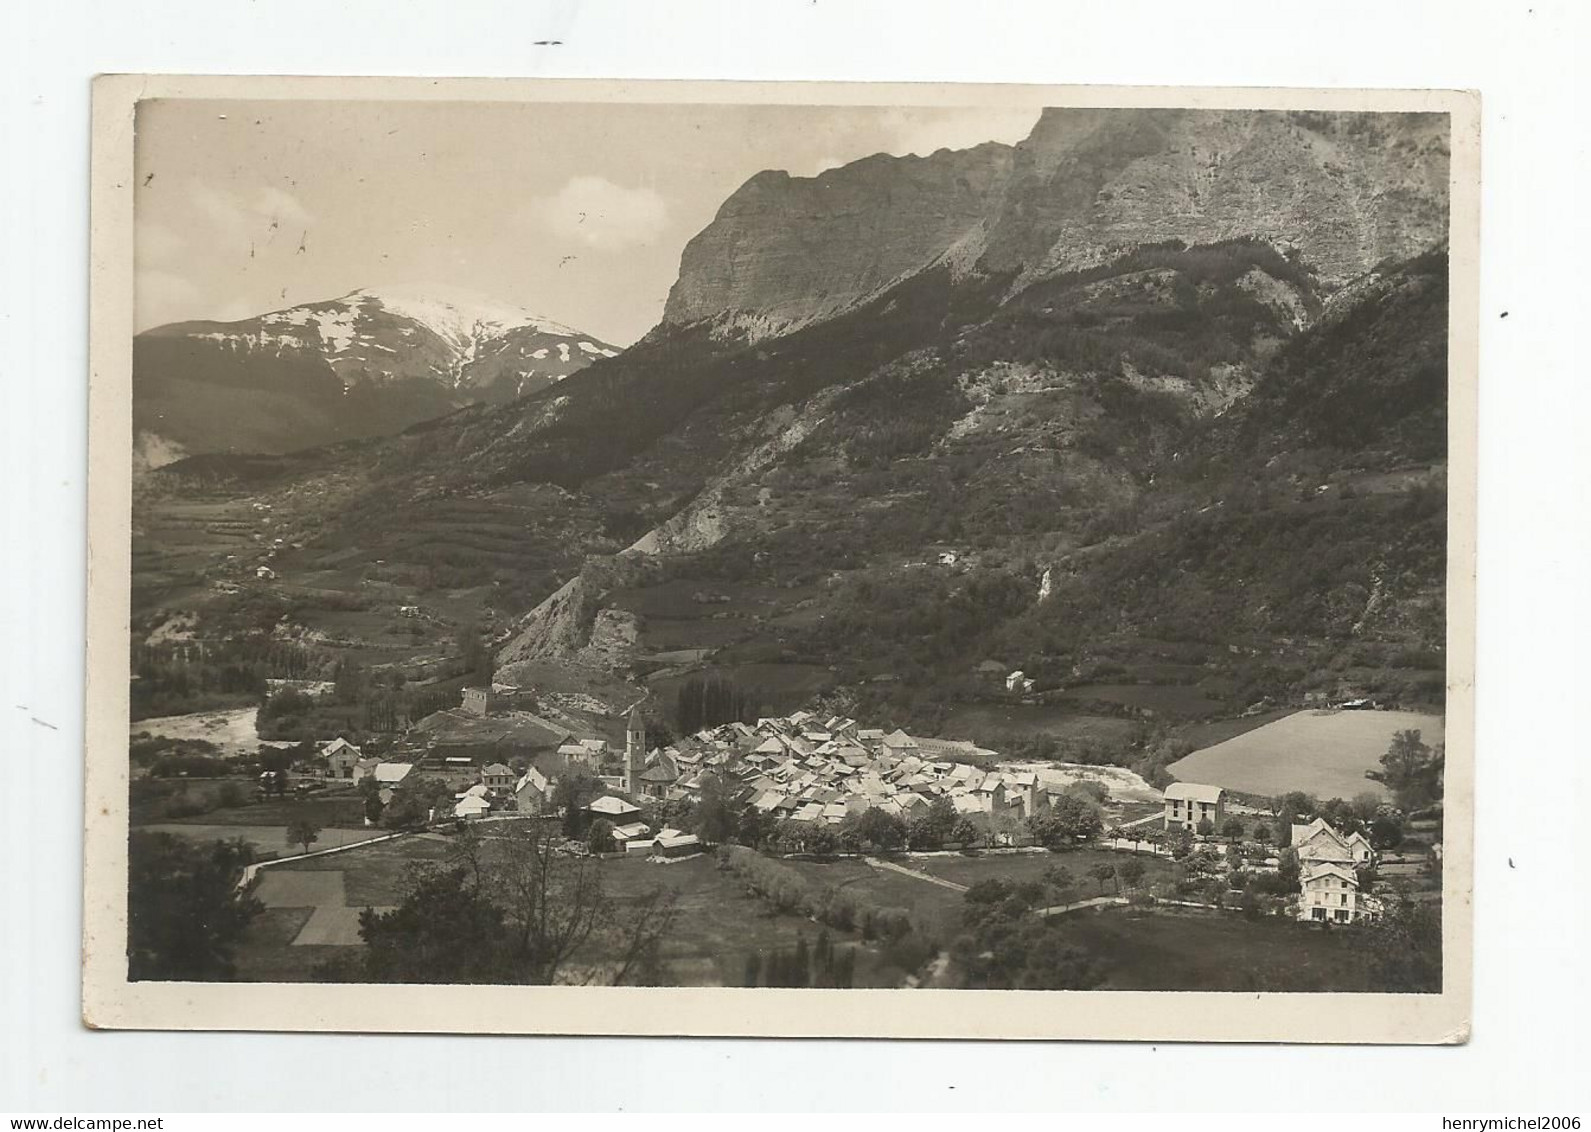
[{"x1": 82, "y1": 75, "x2": 1479, "y2": 1043}]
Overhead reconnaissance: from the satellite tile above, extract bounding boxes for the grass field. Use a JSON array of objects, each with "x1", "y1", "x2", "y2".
[
  {"x1": 1055, "y1": 905, "x2": 1384, "y2": 992},
  {"x1": 143, "y1": 789, "x2": 370, "y2": 832},
  {"x1": 136, "y1": 823, "x2": 385, "y2": 858},
  {"x1": 914, "y1": 848, "x2": 1173, "y2": 898},
  {"x1": 1167, "y1": 708, "x2": 1445, "y2": 801},
  {"x1": 778, "y1": 856, "x2": 968, "y2": 943},
  {"x1": 592, "y1": 855, "x2": 907, "y2": 986},
  {"x1": 274, "y1": 834, "x2": 453, "y2": 904},
  {"x1": 235, "y1": 838, "x2": 914, "y2": 986}
]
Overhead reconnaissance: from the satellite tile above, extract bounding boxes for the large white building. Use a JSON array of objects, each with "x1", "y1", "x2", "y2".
[{"x1": 1163, "y1": 782, "x2": 1224, "y2": 830}]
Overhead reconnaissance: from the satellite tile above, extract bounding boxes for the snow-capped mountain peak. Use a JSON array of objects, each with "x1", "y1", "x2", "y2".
[{"x1": 347, "y1": 284, "x2": 585, "y2": 347}]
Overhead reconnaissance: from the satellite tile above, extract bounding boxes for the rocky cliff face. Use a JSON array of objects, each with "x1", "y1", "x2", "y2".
[
  {"x1": 659, "y1": 108, "x2": 1449, "y2": 340},
  {"x1": 496, "y1": 555, "x2": 657, "y2": 672},
  {"x1": 986, "y1": 108, "x2": 1451, "y2": 288},
  {"x1": 661, "y1": 144, "x2": 1014, "y2": 337}
]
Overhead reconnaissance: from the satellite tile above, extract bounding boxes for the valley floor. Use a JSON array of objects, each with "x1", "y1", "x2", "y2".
[{"x1": 221, "y1": 833, "x2": 1422, "y2": 993}]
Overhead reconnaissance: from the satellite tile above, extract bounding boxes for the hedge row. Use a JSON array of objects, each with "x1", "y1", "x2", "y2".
[{"x1": 718, "y1": 845, "x2": 915, "y2": 942}]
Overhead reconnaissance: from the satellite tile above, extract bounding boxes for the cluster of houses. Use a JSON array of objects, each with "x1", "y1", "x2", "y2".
[
  {"x1": 608, "y1": 706, "x2": 1076, "y2": 828},
  {"x1": 1159, "y1": 781, "x2": 1383, "y2": 924}
]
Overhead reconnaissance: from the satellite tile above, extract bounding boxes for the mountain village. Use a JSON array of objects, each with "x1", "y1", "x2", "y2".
[{"x1": 299, "y1": 678, "x2": 1415, "y2": 928}]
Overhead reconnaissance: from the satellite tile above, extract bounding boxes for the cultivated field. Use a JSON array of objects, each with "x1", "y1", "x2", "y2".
[
  {"x1": 136, "y1": 823, "x2": 384, "y2": 858},
  {"x1": 1166, "y1": 708, "x2": 1445, "y2": 800}
]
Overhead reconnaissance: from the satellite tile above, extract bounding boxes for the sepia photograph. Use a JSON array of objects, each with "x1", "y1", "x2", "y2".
[{"x1": 82, "y1": 76, "x2": 1477, "y2": 1041}]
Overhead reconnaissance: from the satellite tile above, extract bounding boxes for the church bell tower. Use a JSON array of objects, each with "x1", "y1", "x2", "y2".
[{"x1": 624, "y1": 704, "x2": 646, "y2": 796}]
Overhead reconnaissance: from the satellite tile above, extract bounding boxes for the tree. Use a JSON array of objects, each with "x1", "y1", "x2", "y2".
[
  {"x1": 286, "y1": 816, "x2": 321, "y2": 856},
  {"x1": 355, "y1": 865, "x2": 509, "y2": 983},
  {"x1": 127, "y1": 832, "x2": 262, "y2": 981},
  {"x1": 1196, "y1": 817, "x2": 1216, "y2": 837},
  {"x1": 1369, "y1": 812, "x2": 1405, "y2": 850},
  {"x1": 553, "y1": 770, "x2": 604, "y2": 838},
  {"x1": 908, "y1": 795, "x2": 958, "y2": 850},
  {"x1": 693, "y1": 773, "x2": 740, "y2": 846},
  {"x1": 1220, "y1": 816, "x2": 1246, "y2": 842},
  {"x1": 381, "y1": 776, "x2": 450, "y2": 830},
  {"x1": 1364, "y1": 894, "x2": 1442, "y2": 993},
  {"x1": 1276, "y1": 848, "x2": 1302, "y2": 893},
  {"x1": 736, "y1": 806, "x2": 776, "y2": 850},
  {"x1": 586, "y1": 818, "x2": 616, "y2": 855},
  {"x1": 856, "y1": 807, "x2": 907, "y2": 852},
  {"x1": 353, "y1": 822, "x2": 679, "y2": 986},
  {"x1": 1367, "y1": 730, "x2": 1444, "y2": 812},
  {"x1": 1116, "y1": 857, "x2": 1147, "y2": 891},
  {"x1": 1253, "y1": 823, "x2": 1272, "y2": 847},
  {"x1": 1088, "y1": 862, "x2": 1116, "y2": 895},
  {"x1": 358, "y1": 776, "x2": 386, "y2": 824},
  {"x1": 1168, "y1": 827, "x2": 1195, "y2": 859},
  {"x1": 1041, "y1": 863, "x2": 1076, "y2": 903},
  {"x1": 1028, "y1": 793, "x2": 1103, "y2": 849},
  {"x1": 455, "y1": 619, "x2": 493, "y2": 686}
]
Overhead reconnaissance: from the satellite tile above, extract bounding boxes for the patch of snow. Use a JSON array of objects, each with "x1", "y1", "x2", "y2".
[
  {"x1": 556, "y1": 342, "x2": 571, "y2": 363},
  {"x1": 348, "y1": 284, "x2": 583, "y2": 345},
  {"x1": 308, "y1": 307, "x2": 359, "y2": 353},
  {"x1": 531, "y1": 348, "x2": 549, "y2": 359}
]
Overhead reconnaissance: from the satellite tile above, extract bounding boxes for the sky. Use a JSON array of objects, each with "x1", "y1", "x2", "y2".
[{"x1": 133, "y1": 99, "x2": 1042, "y2": 345}]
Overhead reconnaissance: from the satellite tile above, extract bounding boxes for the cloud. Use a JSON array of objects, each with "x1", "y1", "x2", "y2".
[
  {"x1": 525, "y1": 176, "x2": 668, "y2": 251},
  {"x1": 883, "y1": 107, "x2": 1042, "y2": 158},
  {"x1": 187, "y1": 181, "x2": 315, "y2": 250}
]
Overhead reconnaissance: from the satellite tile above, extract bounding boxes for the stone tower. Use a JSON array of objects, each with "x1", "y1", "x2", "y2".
[{"x1": 624, "y1": 703, "x2": 646, "y2": 796}]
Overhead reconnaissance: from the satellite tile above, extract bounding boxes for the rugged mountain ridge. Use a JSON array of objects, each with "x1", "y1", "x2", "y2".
[
  {"x1": 134, "y1": 286, "x2": 619, "y2": 464},
  {"x1": 661, "y1": 107, "x2": 1449, "y2": 339},
  {"x1": 141, "y1": 108, "x2": 1452, "y2": 733}
]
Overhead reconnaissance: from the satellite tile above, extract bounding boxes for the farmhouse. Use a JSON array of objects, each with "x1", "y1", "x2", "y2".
[
  {"x1": 1005, "y1": 670, "x2": 1034, "y2": 693},
  {"x1": 319, "y1": 737, "x2": 362, "y2": 780},
  {"x1": 480, "y1": 762, "x2": 515, "y2": 791},
  {"x1": 514, "y1": 766, "x2": 551, "y2": 813},
  {"x1": 1163, "y1": 782, "x2": 1224, "y2": 830},
  {"x1": 454, "y1": 792, "x2": 492, "y2": 820},
  {"x1": 1297, "y1": 862, "x2": 1381, "y2": 924},
  {"x1": 372, "y1": 761, "x2": 414, "y2": 788},
  {"x1": 1291, "y1": 818, "x2": 1374, "y2": 867}
]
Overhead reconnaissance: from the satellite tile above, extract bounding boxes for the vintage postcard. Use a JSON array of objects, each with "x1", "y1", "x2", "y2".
[{"x1": 84, "y1": 75, "x2": 1477, "y2": 1041}]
